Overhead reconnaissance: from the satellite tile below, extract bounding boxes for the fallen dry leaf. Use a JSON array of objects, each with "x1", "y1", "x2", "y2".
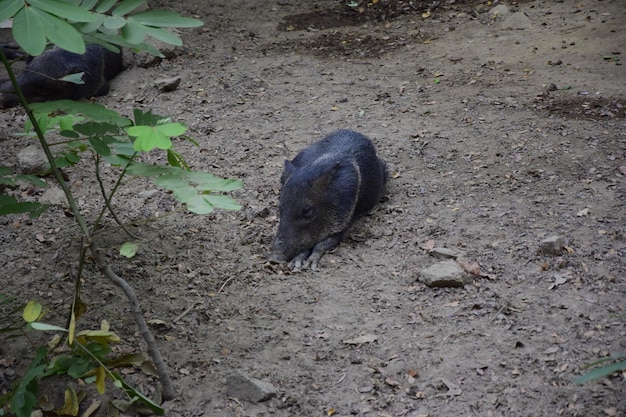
[
  {"x1": 420, "y1": 239, "x2": 435, "y2": 251},
  {"x1": 457, "y1": 260, "x2": 481, "y2": 276}
]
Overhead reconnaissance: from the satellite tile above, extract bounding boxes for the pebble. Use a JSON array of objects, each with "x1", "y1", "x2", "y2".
[
  {"x1": 419, "y1": 260, "x2": 471, "y2": 288},
  {"x1": 17, "y1": 145, "x2": 49, "y2": 174},
  {"x1": 501, "y1": 12, "x2": 532, "y2": 30},
  {"x1": 154, "y1": 76, "x2": 182, "y2": 92},
  {"x1": 38, "y1": 187, "x2": 67, "y2": 207},
  {"x1": 540, "y1": 235, "x2": 564, "y2": 255},
  {"x1": 225, "y1": 369, "x2": 277, "y2": 403}
]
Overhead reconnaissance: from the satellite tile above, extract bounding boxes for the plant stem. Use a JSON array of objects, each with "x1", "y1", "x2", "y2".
[{"x1": 90, "y1": 244, "x2": 176, "y2": 400}]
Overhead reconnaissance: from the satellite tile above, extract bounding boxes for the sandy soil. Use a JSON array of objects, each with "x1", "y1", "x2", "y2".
[{"x1": 1, "y1": 1, "x2": 625, "y2": 416}]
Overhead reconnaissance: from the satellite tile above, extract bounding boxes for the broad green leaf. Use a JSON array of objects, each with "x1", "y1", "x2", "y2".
[
  {"x1": 28, "y1": 0, "x2": 97, "y2": 23},
  {"x1": 184, "y1": 194, "x2": 214, "y2": 214},
  {"x1": 120, "y1": 242, "x2": 138, "y2": 258},
  {"x1": 121, "y1": 19, "x2": 146, "y2": 44},
  {"x1": 81, "y1": 0, "x2": 97, "y2": 10},
  {"x1": 35, "y1": 8, "x2": 85, "y2": 53},
  {"x1": 13, "y1": 7, "x2": 46, "y2": 55},
  {"x1": 59, "y1": 72, "x2": 86, "y2": 84},
  {"x1": 0, "y1": 0, "x2": 23, "y2": 23},
  {"x1": 22, "y1": 301, "x2": 42, "y2": 323},
  {"x1": 155, "y1": 122, "x2": 186, "y2": 137},
  {"x1": 127, "y1": 126, "x2": 172, "y2": 151},
  {"x1": 78, "y1": 13, "x2": 105, "y2": 34},
  {"x1": 103, "y1": 15, "x2": 126, "y2": 30},
  {"x1": 125, "y1": 163, "x2": 168, "y2": 176},
  {"x1": 0, "y1": 200, "x2": 46, "y2": 216},
  {"x1": 574, "y1": 361, "x2": 626, "y2": 384},
  {"x1": 95, "y1": 0, "x2": 118, "y2": 13},
  {"x1": 204, "y1": 194, "x2": 242, "y2": 211},
  {"x1": 30, "y1": 322, "x2": 68, "y2": 332},
  {"x1": 15, "y1": 174, "x2": 48, "y2": 187},
  {"x1": 112, "y1": 0, "x2": 145, "y2": 17},
  {"x1": 128, "y1": 10, "x2": 203, "y2": 28},
  {"x1": 144, "y1": 26, "x2": 182, "y2": 46},
  {"x1": 88, "y1": 137, "x2": 111, "y2": 156},
  {"x1": 31, "y1": 100, "x2": 131, "y2": 126},
  {"x1": 166, "y1": 148, "x2": 189, "y2": 169}
]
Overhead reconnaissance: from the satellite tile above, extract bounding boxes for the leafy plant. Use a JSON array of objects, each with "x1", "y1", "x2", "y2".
[
  {"x1": 0, "y1": 0, "x2": 240, "y2": 413},
  {"x1": 574, "y1": 353, "x2": 626, "y2": 384}
]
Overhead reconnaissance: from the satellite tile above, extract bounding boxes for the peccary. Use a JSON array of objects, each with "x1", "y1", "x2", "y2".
[
  {"x1": 0, "y1": 44, "x2": 123, "y2": 109},
  {"x1": 269, "y1": 129, "x2": 388, "y2": 270}
]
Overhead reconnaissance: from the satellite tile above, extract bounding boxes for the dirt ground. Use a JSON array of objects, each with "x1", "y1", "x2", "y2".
[{"x1": 1, "y1": 0, "x2": 625, "y2": 416}]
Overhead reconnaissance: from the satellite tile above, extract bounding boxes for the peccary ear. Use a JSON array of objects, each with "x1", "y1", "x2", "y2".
[
  {"x1": 281, "y1": 160, "x2": 297, "y2": 184},
  {"x1": 312, "y1": 162, "x2": 340, "y2": 190}
]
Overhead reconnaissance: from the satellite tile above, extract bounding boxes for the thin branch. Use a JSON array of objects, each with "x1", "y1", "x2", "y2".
[{"x1": 90, "y1": 243, "x2": 176, "y2": 400}]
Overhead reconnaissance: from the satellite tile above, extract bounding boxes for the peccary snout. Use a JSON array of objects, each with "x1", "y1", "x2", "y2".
[{"x1": 269, "y1": 129, "x2": 387, "y2": 270}]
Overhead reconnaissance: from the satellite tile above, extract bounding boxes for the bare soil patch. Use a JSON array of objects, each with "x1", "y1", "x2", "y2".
[{"x1": 1, "y1": 1, "x2": 625, "y2": 416}]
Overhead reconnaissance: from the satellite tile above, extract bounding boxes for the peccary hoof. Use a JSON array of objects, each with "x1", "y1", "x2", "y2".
[{"x1": 268, "y1": 252, "x2": 288, "y2": 264}]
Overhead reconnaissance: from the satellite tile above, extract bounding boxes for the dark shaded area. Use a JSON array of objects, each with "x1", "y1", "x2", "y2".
[
  {"x1": 540, "y1": 94, "x2": 626, "y2": 120},
  {"x1": 263, "y1": 30, "x2": 429, "y2": 58}
]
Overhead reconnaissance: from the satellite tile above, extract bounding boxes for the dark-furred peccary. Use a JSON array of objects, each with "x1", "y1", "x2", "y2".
[
  {"x1": 269, "y1": 129, "x2": 388, "y2": 270},
  {"x1": 0, "y1": 44, "x2": 123, "y2": 109}
]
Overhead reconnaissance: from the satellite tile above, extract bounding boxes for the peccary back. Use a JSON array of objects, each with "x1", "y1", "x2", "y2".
[
  {"x1": 270, "y1": 129, "x2": 387, "y2": 270},
  {"x1": 0, "y1": 44, "x2": 123, "y2": 109}
]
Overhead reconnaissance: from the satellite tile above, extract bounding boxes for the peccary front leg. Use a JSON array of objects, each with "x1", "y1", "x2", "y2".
[{"x1": 289, "y1": 232, "x2": 344, "y2": 271}]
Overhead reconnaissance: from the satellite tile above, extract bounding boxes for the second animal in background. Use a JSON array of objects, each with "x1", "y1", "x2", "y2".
[
  {"x1": 0, "y1": 44, "x2": 123, "y2": 109},
  {"x1": 269, "y1": 129, "x2": 388, "y2": 270}
]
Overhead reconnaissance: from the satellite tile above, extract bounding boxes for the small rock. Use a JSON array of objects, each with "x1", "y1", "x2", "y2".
[
  {"x1": 38, "y1": 187, "x2": 67, "y2": 207},
  {"x1": 419, "y1": 260, "x2": 470, "y2": 288},
  {"x1": 489, "y1": 4, "x2": 510, "y2": 18},
  {"x1": 226, "y1": 369, "x2": 277, "y2": 403},
  {"x1": 430, "y1": 247, "x2": 464, "y2": 260},
  {"x1": 500, "y1": 12, "x2": 532, "y2": 30},
  {"x1": 540, "y1": 236, "x2": 564, "y2": 255},
  {"x1": 17, "y1": 145, "x2": 49, "y2": 174},
  {"x1": 154, "y1": 76, "x2": 181, "y2": 92}
]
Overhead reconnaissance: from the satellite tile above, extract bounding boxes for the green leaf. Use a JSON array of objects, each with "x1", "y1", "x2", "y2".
[
  {"x1": 120, "y1": 242, "x2": 138, "y2": 258},
  {"x1": 144, "y1": 26, "x2": 182, "y2": 46},
  {"x1": 574, "y1": 360, "x2": 626, "y2": 384},
  {"x1": 88, "y1": 137, "x2": 111, "y2": 156},
  {"x1": 95, "y1": 0, "x2": 118, "y2": 13},
  {"x1": 12, "y1": 7, "x2": 46, "y2": 56},
  {"x1": 31, "y1": 100, "x2": 131, "y2": 126},
  {"x1": 121, "y1": 19, "x2": 146, "y2": 44},
  {"x1": 112, "y1": 0, "x2": 146, "y2": 17},
  {"x1": 11, "y1": 347, "x2": 47, "y2": 417},
  {"x1": 77, "y1": 13, "x2": 105, "y2": 34},
  {"x1": 27, "y1": 0, "x2": 97, "y2": 23},
  {"x1": 30, "y1": 322, "x2": 68, "y2": 332},
  {"x1": 0, "y1": 0, "x2": 23, "y2": 23},
  {"x1": 128, "y1": 10, "x2": 204, "y2": 28},
  {"x1": 103, "y1": 15, "x2": 126, "y2": 30},
  {"x1": 155, "y1": 122, "x2": 186, "y2": 137},
  {"x1": 59, "y1": 72, "x2": 86, "y2": 84},
  {"x1": 35, "y1": 8, "x2": 86, "y2": 54},
  {"x1": 0, "y1": 198, "x2": 47, "y2": 216},
  {"x1": 184, "y1": 194, "x2": 214, "y2": 214},
  {"x1": 204, "y1": 194, "x2": 242, "y2": 211},
  {"x1": 127, "y1": 126, "x2": 172, "y2": 151}
]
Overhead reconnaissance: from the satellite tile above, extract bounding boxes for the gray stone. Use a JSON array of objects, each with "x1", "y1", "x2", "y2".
[
  {"x1": 226, "y1": 369, "x2": 277, "y2": 403},
  {"x1": 17, "y1": 145, "x2": 49, "y2": 174},
  {"x1": 489, "y1": 4, "x2": 510, "y2": 19},
  {"x1": 501, "y1": 12, "x2": 532, "y2": 30},
  {"x1": 154, "y1": 76, "x2": 181, "y2": 92},
  {"x1": 540, "y1": 236, "x2": 564, "y2": 255},
  {"x1": 419, "y1": 260, "x2": 470, "y2": 288},
  {"x1": 38, "y1": 187, "x2": 67, "y2": 207}
]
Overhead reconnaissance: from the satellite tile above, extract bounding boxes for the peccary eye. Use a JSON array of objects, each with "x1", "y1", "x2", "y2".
[{"x1": 301, "y1": 206, "x2": 314, "y2": 220}]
